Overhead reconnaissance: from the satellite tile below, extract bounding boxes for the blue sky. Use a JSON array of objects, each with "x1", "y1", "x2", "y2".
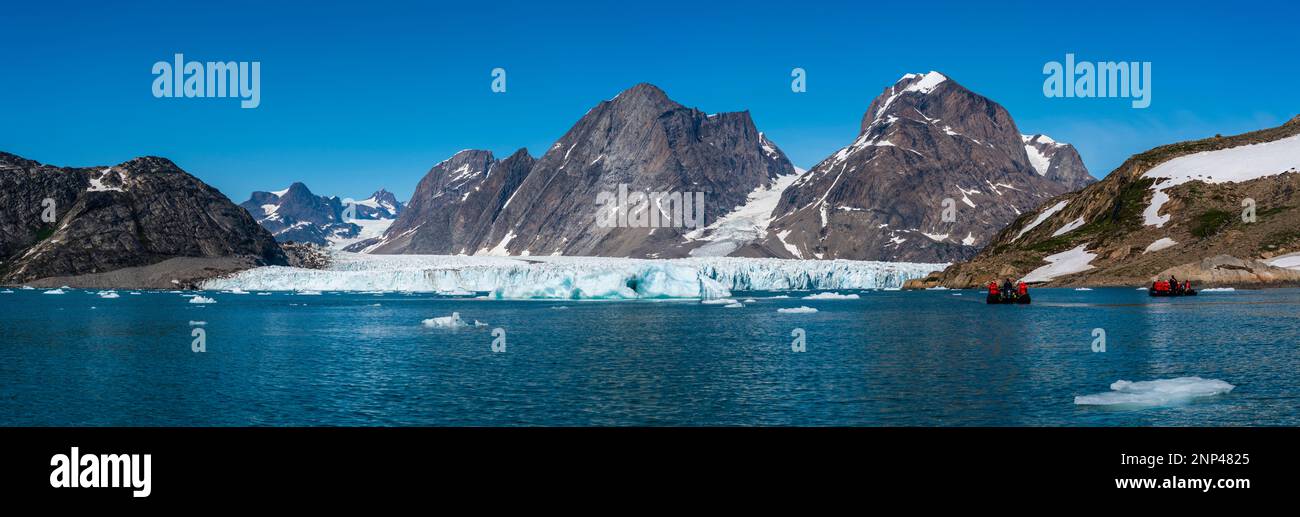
[{"x1": 2, "y1": 0, "x2": 1296, "y2": 202}]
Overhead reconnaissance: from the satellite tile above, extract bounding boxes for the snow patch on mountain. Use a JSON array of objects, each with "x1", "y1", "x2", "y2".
[
  {"x1": 686, "y1": 168, "x2": 806, "y2": 256},
  {"x1": 1143, "y1": 133, "x2": 1300, "y2": 227},
  {"x1": 1015, "y1": 200, "x2": 1070, "y2": 241},
  {"x1": 1020, "y1": 244, "x2": 1096, "y2": 283}
]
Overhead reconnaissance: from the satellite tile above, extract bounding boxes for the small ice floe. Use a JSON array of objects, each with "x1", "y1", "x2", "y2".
[
  {"x1": 438, "y1": 289, "x2": 475, "y2": 296},
  {"x1": 1074, "y1": 377, "x2": 1234, "y2": 408},
  {"x1": 724, "y1": 302, "x2": 744, "y2": 308},
  {"x1": 1075, "y1": 288, "x2": 1093, "y2": 291},
  {"x1": 1201, "y1": 287, "x2": 1236, "y2": 293},
  {"x1": 777, "y1": 306, "x2": 818, "y2": 314},
  {"x1": 1136, "y1": 287, "x2": 1148, "y2": 291},
  {"x1": 21, "y1": 286, "x2": 35, "y2": 290},
  {"x1": 0, "y1": 290, "x2": 13, "y2": 294},
  {"x1": 473, "y1": 320, "x2": 489, "y2": 327},
  {"x1": 882, "y1": 287, "x2": 901, "y2": 291},
  {"x1": 701, "y1": 298, "x2": 739, "y2": 305},
  {"x1": 951, "y1": 293, "x2": 962, "y2": 296},
  {"x1": 129, "y1": 292, "x2": 142, "y2": 295},
  {"x1": 296, "y1": 290, "x2": 323, "y2": 296},
  {"x1": 551, "y1": 306, "x2": 569, "y2": 310},
  {"x1": 98, "y1": 291, "x2": 120, "y2": 299},
  {"x1": 769, "y1": 295, "x2": 791, "y2": 299},
  {"x1": 43, "y1": 289, "x2": 66, "y2": 295},
  {"x1": 227, "y1": 288, "x2": 249, "y2": 294},
  {"x1": 189, "y1": 296, "x2": 216, "y2": 304},
  {"x1": 369, "y1": 303, "x2": 382, "y2": 307},
  {"x1": 256, "y1": 292, "x2": 272, "y2": 296},
  {"x1": 802, "y1": 292, "x2": 860, "y2": 300},
  {"x1": 189, "y1": 321, "x2": 206, "y2": 326},
  {"x1": 422, "y1": 312, "x2": 469, "y2": 329},
  {"x1": 742, "y1": 298, "x2": 757, "y2": 303},
  {"x1": 925, "y1": 286, "x2": 949, "y2": 290}
]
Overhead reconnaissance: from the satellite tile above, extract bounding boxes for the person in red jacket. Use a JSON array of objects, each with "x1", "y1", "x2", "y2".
[
  {"x1": 987, "y1": 281, "x2": 999, "y2": 296},
  {"x1": 1017, "y1": 281, "x2": 1028, "y2": 297}
]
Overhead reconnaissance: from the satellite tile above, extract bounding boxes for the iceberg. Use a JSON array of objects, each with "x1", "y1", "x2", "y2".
[
  {"x1": 802, "y1": 292, "x2": 859, "y2": 300},
  {"x1": 203, "y1": 252, "x2": 944, "y2": 301},
  {"x1": 1074, "y1": 377, "x2": 1234, "y2": 408},
  {"x1": 189, "y1": 296, "x2": 216, "y2": 304},
  {"x1": 777, "y1": 306, "x2": 818, "y2": 314},
  {"x1": 422, "y1": 312, "x2": 468, "y2": 329}
]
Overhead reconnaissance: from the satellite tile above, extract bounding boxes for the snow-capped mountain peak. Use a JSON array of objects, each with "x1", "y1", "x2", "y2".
[{"x1": 240, "y1": 183, "x2": 404, "y2": 250}]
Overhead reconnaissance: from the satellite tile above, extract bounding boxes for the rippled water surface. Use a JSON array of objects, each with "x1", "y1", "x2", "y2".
[{"x1": 1, "y1": 287, "x2": 1296, "y2": 426}]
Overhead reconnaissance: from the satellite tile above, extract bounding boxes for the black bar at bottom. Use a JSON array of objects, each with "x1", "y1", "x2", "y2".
[{"x1": 1, "y1": 427, "x2": 1287, "y2": 503}]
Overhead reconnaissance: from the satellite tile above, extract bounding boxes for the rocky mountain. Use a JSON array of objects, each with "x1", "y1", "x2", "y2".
[
  {"x1": 240, "y1": 184, "x2": 403, "y2": 250},
  {"x1": 1023, "y1": 134, "x2": 1093, "y2": 190},
  {"x1": 362, "y1": 149, "x2": 534, "y2": 254},
  {"x1": 908, "y1": 115, "x2": 1300, "y2": 288},
  {"x1": 751, "y1": 72, "x2": 1093, "y2": 262},
  {"x1": 367, "y1": 83, "x2": 797, "y2": 257},
  {"x1": 0, "y1": 152, "x2": 286, "y2": 287}
]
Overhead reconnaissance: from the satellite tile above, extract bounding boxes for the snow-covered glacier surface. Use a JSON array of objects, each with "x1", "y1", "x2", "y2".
[{"x1": 203, "y1": 253, "x2": 946, "y2": 300}]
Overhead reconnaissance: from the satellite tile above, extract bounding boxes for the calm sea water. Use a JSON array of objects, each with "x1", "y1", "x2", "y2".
[{"x1": 2, "y1": 287, "x2": 1297, "y2": 426}]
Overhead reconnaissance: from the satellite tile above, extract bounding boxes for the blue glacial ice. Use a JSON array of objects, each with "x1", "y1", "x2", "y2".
[{"x1": 202, "y1": 253, "x2": 946, "y2": 300}]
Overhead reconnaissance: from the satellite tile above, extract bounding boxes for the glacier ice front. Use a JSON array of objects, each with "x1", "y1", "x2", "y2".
[{"x1": 203, "y1": 252, "x2": 945, "y2": 300}]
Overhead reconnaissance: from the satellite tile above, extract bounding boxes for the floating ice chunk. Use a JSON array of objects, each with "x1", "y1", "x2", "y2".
[
  {"x1": 777, "y1": 306, "x2": 818, "y2": 314},
  {"x1": 189, "y1": 296, "x2": 216, "y2": 304},
  {"x1": 724, "y1": 302, "x2": 744, "y2": 308},
  {"x1": 1200, "y1": 287, "x2": 1236, "y2": 292},
  {"x1": 802, "y1": 292, "x2": 859, "y2": 300},
  {"x1": 1075, "y1": 288, "x2": 1093, "y2": 291},
  {"x1": 423, "y1": 312, "x2": 468, "y2": 329},
  {"x1": 1074, "y1": 377, "x2": 1234, "y2": 407},
  {"x1": 227, "y1": 288, "x2": 249, "y2": 294},
  {"x1": 43, "y1": 289, "x2": 66, "y2": 295},
  {"x1": 0, "y1": 290, "x2": 12, "y2": 294},
  {"x1": 742, "y1": 298, "x2": 757, "y2": 303},
  {"x1": 701, "y1": 298, "x2": 739, "y2": 305},
  {"x1": 189, "y1": 321, "x2": 206, "y2": 326},
  {"x1": 98, "y1": 291, "x2": 120, "y2": 299},
  {"x1": 297, "y1": 290, "x2": 322, "y2": 296}
]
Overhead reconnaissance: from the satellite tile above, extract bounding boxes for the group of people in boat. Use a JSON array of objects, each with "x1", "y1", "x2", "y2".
[
  {"x1": 1151, "y1": 275, "x2": 1195, "y2": 296},
  {"x1": 986, "y1": 278, "x2": 1030, "y2": 304}
]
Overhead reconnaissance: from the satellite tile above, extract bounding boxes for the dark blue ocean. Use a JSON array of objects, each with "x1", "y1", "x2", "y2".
[{"x1": 2, "y1": 287, "x2": 1296, "y2": 426}]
